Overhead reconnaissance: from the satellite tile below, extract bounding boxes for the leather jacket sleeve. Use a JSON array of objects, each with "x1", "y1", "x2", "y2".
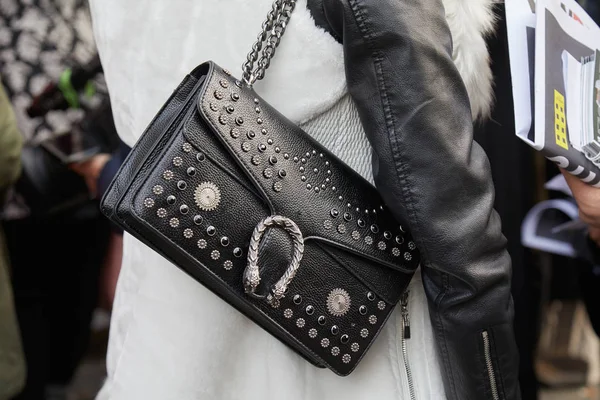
[{"x1": 317, "y1": 0, "x2": 521, "y2": 398}]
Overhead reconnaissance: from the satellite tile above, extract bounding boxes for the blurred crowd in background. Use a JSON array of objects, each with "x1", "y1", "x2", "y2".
[{"x1": 1, "y1": 1, "x2": 600, "y2": 400}]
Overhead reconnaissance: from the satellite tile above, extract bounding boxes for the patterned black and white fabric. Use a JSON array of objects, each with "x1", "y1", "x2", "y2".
[{"x1": 0, "y1": 0, "x2": 100, "y2": 219}]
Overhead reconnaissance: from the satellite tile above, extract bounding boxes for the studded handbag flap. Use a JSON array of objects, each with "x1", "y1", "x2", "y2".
[{"x1": 100, "y1": 1, "x2": 420, "y2": 376}]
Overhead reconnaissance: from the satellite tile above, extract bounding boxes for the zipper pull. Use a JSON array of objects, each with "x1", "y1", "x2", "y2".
[{"x1": 401, "y1": 291, "x2": 411, "y2": 339}]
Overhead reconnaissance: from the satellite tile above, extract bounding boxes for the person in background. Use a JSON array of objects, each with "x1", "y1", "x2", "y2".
[
  {"x1": 0, "y1": 80, "x2": 26, "y2": 400},
  {"x1": 70, "y1": 140, "x2": 131, "y2": 308},
  {"x1": 562, "y1": 169, "x2": 600, "y2": 337}
]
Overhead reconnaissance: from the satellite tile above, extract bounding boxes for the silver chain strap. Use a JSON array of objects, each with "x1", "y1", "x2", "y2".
[{"x1": 242, "y1": 0, "x2": 297, "y2": 86}]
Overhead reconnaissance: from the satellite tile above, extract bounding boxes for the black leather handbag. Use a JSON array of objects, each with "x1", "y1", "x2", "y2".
[{"x1": 101, "y1": 0, "x2": 419, "y2": 376}]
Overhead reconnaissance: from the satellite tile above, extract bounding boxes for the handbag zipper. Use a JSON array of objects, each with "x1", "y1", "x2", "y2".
[
  {"x1": 401, "y1": 291, "x2": 416, "y2": 400},
  {"x1": 482, "y1": 330, "x2": 500, "y2": 400}
]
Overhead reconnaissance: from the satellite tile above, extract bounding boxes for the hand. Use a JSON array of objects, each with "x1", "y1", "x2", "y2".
[
  {"x1": 561, "y1": 169, "x2": 600, "y2": 246},
  {"x1": 69, "y1": 153, "x2": 111, "y2": 197}
]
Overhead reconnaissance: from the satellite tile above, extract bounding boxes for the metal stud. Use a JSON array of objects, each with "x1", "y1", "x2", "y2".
[
  {"x1": 337, "y1": 224, "x2": 346, "y2": 234},
  {"x1": 301, "y1": 158, "x2": 307, "y2": 164},
  {"x1": 378, "y1": 301, "x2": 386, "y2": 310},
  {"x1": 235, "y1": 80, "x2": 243, "y2": 88},
  {"x1": 331, "y1": 347, "x2": 340, "y2": 356},
  {"x1": 153, "y1": 185, "x2": 164, "y2": 195},
  {"x1": 197, "y1": 239, "x2": 207, "y2": 249},
  {"x1": 338, "y1": 196, "x2": 343, "y2": 201},
  {"x1": 305, "y1": 152, "x2": 311, "y2": 158},
  {"x1": 261, "y1": 128, "x2": 267, "y2": 135},
  {"x1": 283, "y1": 153, "x2": 289, "y2": 160},
  {"x1": 342, "y1": 354, "x2": 351, "y2": 364},
  {"x1": 254, "y1": 98, "x2": 259, "y2": 104},
  {"x1": 313, "y1": 168, "x2": 318, "y2": 174},
  {"x1": 263, "y1": 168, "x2": 273, "y2": 179},
  {"x1": 293, "y1": 157, "x2": 299, "y2": 163},
  {"x1": 144, "y1": 198, "x2": 154, "y2": 208},
  {"x1": 177, "y1": 180, "x2": 187, "y2": 190},
  {"x1": 369, "y1": 315, "x2": 377, "y2": 325},
  {"x1": 359, "y1": 305, "x2": 367, "y2": 315},
  {"x1": 235, "y1": 117, "x2": 244, "y2": 125},
  {"x1": 241, "y1": 142, "x2": 251, "y2": 152},
  {"x1": 187, "y1": 167, "x2": 196, "y2": 176},
  {"x1": 269, "y1": 156, "x2": 277, "y2": 165},
  {"x1": 392, "y1": 247, "x2": 401, "y2": 257},
  {"x1": 157, "y1": 208, "x2": 167, "y2": 218},
  {"x1": 218, "y1": 114, "x2": 228, "y2": 125},
  {"x1": 255, "y1": 107, "x2": 261, "y2": 113},
  {"x1": 314, "y1": 187, "x2": 320, "y2": 193},
  {"x1": 306, "y1": 305, "x2": 314, "y2": 315},
  {"x1": 318, "y1": 316, "x2": 326, "y2": 325},
  {"x1": 180, "y1": 204, "x2": 189, "y2": 214},
  {"x1": 193, "y1": 215, "x2": 203, "y2": 225},
  {"x1": 284, "y1": 309, "x2": 293, "y2": 319},
  {"x1": 378, "y1": 241, "x2": 386, "y2": 250},
  {"x1": 301, "y1": 176, "x2": 306, "y2": 182},
  {"x1": 278, "y1": 170, "x2": 286, "y2": 178},
  {"x1": 223, "y1": 260, "x2": 233, "y2": 270},
  {"x1": 323, "y1": 220, "x2": 333, "y2": 230},
  {"x1": 257, "y1": 118, "x2": 263, "y2": 124},
  {"x1": 404, "y1": 252, "x2": 412, "y2": 261},
  {"x1": 321, "y1": 338, "x2": 330, "y2": 348},
  {"x1": 258, "y1": 144, "x2": 267, "y2": 152},
  {"x1": 408, "y1": 241, "x2": 416, "y2": 250},
  {"x1": 296, "y1": 318, "x2": 305, "y2": 328},
  {"x1": 183, "y1": 228, "x2": 193, "y2": 239},
  {"x1": 396, "y1": 235, "x2": 405, "y2": 245},
  {"x1": 327, "y1": 170, "x2": 332, "y2": 175},
  {"x1": 207, "y1": 226, "x2": 216, "y2": 236},
  {"x1": 343, "y1": 212, "x2": 352, "y2": 221},
  {"x1": 167, "y1": 195, "x2": 176, "y2": 205},
  {"x1": 231, "y1": 93, "x2": 239, "y2": 101},
  {"x1": 222, "y1": 68, "x2": 231, "y2": 75},
  {"x1": 211, "y1": 250, "x2": 220, "y2": 260},
  {"x1": 356, "y1": 219, "x2": 365, "y2": 228},
  {"x1": 367, "y1": 292, "x2": 376, "y2": 301},
  {"x1": 364, "y1": 236, "x2": 373, "y2": 245},
  {"x1": 182, "y1": 143, "x2": 192, "y2": 153},
  {"x1": 356, "y1": 208, "x2": 360, "y2": 213},
  {"x1": 220, "y1": 237, "x2": 229, "y2": 247},
  {"x1": 274, "y1": 147, "x2": 280, "y2": 153},
  {"x1": 209, "y1": 103, "x2": 218, "y2": 111},
  {"x1": 309, "y1": 328, "x2": 318, "y2": 338},
  {"x1": 226, "y1": 105, "x2": 234, "y2": 114},
  {"x1": 321, "y1": 184, "x2": 326, "y2": 190},
  {"x1": 247, "y1": 130, "x2": 255, "y2": 139},
  {"x1": 384, "y1": 231, "x2": 392, "y2": 240},
  {"x1": 306, "y1": 184, "x2": 312, "y2": 190},
  {"x1": 169, "y1": 218, "x2": 179, "y2": 228},
  {"x1": 360, "y1": 328, "x2": 369, "y2": 338},
  {"x1": 233, "y1": 247, "x2": 243, "y2": 258},
  {"x1": 163, "y1": 170, "x2": 174, "y2": 180},
  {"x1": 267, "y1": 138, "x2": 273, "y2": 145},
  {"x1": 341, "y1": 334, "x2": 349, "y2": 344},
  {"x1": 351, "y1": 343, "x2": 360, "y2": 353},
  {"x1": 219, "y1": 79, "x2": 228, "y2": 88},
  {"x1": 351, "y1": 231, "x2": 360, "y2": 240},
  {"x1": 196, "y1": 152, "x2": 206, "y2": 162},
  {"x1": 230, "y1": 128, "x2": 241, "y2": 138},
  {"x1": 214, "y1": 90, "x2": 224, "y2": 100},
  {"x1": 273, "y1": 182, "x2": 283, "y2": 192},
  {"x1": 293, "y1": 295, "x2": 302, "y2": 305},
  {"x1": 251, "y1": 155, "x2": 262, "y2": 165}
]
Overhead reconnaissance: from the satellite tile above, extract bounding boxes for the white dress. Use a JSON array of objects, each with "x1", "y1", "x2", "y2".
[{"x1": 89, "y1": 0, "x2": 492, "y2": 398}]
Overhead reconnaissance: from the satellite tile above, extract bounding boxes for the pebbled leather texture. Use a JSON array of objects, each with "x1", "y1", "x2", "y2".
[
  {"x1": 310, "y1": 0, "x2": 521, "y2": 398},
  {"x1": 101, "y1": 62, "x2": 419, "y2": 376}
]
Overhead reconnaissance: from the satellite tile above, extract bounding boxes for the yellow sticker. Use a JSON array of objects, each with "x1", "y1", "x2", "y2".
[{"x1": 554, "y1": 90, "x2": 568, "y2": 150}]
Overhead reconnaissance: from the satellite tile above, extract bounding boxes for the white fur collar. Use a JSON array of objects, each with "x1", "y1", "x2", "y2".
[{"x1": 443, "y1": 0, "x2": 496, "y2": 119}]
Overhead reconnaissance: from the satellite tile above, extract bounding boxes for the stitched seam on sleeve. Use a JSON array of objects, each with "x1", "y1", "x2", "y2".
[{"x1": 345, "y1": 0, "x2": 457, "y2": 396}]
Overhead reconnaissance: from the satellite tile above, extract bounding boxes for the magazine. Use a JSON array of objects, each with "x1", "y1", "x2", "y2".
[{"x1": 506, "y1": 0, "x2": 600, "y2": 186}]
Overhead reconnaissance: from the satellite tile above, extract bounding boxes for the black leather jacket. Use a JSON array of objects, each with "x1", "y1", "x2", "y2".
[{"x1": 307, "y1": 0, "x2": 521, "y2": 399}]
